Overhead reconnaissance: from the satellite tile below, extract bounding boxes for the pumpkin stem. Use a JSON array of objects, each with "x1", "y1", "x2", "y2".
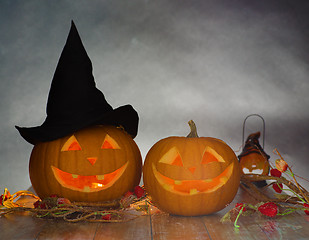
[{"x1": 187, "y1": 120, "x2": 199, "y2": 138}]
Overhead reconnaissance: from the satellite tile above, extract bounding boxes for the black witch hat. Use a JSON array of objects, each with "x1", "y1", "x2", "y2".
[
  {"x1": 16, "y1": 21, "x2": 138, "y2": 145},
  {"x1": 238, "y1": 132, "x2": 270, "y2": 161}
]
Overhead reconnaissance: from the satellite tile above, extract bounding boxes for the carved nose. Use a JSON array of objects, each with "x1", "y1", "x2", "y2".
[
  {"x1": 187, "y1": 167, "x2": 196, "y2": 174},
  {"x1": 87, "y1": 157, "x2": 97, "y2": 165}
]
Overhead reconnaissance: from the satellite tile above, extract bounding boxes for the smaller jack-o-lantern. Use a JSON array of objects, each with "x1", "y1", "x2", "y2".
[
  {"x1": 238, "y1": 132, "x2": 270, "y2": 175},
  {"x1": 29, "y1": 125, "x2": 142, "y2": 202},
  {"x1": 238, "y1": 132, "x2": 270, "y2": 187},
  {"x1": 143, "y1": 120, "x2": 241, "y2": 216}
]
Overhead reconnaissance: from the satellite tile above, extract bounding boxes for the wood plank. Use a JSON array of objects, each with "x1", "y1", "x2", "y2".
[
  {"x1": 36, "y1": 220, "x2": 98, "y2": 240},
  {"x1": 94, "y1": 215, "x2": 151, "y2": 240},
  {"x1": 202, "y1": 187, "x2": 269, "y2": 240},
  {"x1": 236, "y1": 185, "x2": 309, "y2": 240},
  {"x1": 151, "y1": 212, "x2": 211, "y2": 240},
  {"x1": 255, "y1": 212, "x2": 309, "y2": 240},
  {"x1": 0, "y1": 212, "x2": 47, "y2": 240},
  {"x1": 2, "y1": 185, "x2": 309, "y2": 240},
  {"x1": 203, "y1": 213, "x2": 269, "y2": 240},
  {"x1": 202, "y1": 187, "x2": 309, "y2": 240}
]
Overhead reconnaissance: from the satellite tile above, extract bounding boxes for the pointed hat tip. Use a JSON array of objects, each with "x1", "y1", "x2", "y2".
[{"x1": 70, "y1": 20, "x2": 77, "y2": 31}]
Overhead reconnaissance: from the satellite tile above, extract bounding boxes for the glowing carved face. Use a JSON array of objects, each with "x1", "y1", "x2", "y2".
[
  {"x1": 143, "y1": 137, "x2": 240, "y2": 216},
  {"x1": 239, "y1": 153, "x2": 269, "y2": 175},
  {"x1": 51, "y1": 134, "x2": 128, "y2": 193},
  {"x1": 29, "y1": 125, "x2": 142, "y2": 202},
  {"x1": 152, "y1": 146, "x2": 234, "y2": 195}
]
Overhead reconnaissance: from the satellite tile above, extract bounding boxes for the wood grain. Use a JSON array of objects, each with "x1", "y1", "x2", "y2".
[
  {"x1": 36, "y1": 220, "x2": 98, "y2": 240},
  {"x1": 151, "y1": 212, "x2": 211, "y2": 240},
  {"x1": 255, "y1": 212, "x2": 309, "y2": 240},
  {"x1": 1, "y1": 188, "x2": 309, "y2": 239},
  {"x1": 202, "y1": 188, "x2": 268, "y2": 240},
  {"x1": 95, "y1": 215, "x2": 151, "y2": 240},
  {"x1": 0, "y1": 212, "x2": 47, "y2": 239}
]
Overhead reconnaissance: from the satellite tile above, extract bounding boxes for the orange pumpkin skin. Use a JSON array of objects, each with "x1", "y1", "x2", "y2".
[
  {"x1": 143, "y1": 136, "x2": 241, "y2": 216},
  {"x1": 239, "y1": 153, "x2": 270, "y2": 175},
  {"x1": 238, "y1": 132, "x2": 270, "y2": 176},
  {"x1": 29, "y1": 125, "x2": 142, "y2": 202}
]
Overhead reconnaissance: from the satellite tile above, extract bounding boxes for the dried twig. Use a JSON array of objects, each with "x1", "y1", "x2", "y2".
[{"x1": 241, "y1": 174, "x2": 309, "y2": 200}]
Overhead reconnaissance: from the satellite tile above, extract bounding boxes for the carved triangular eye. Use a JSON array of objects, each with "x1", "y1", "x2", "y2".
[
  {"x1": 61, "y1": 135, "x2": 82, "y2": 152},
  {"x1": 159, "y1": 147, "x2": 183, "y2": 166},
  {"x1": 101, "y1": 134, "x2": 120, "y2": 149},
  {"x1": 201, "y1": 146, "x2": 225, "y2": 165}
]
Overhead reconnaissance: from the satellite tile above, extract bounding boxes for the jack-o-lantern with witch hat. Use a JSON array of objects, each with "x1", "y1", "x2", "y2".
[{"x1": 16, "y1": 21, "x2": 142, "y2": 202}]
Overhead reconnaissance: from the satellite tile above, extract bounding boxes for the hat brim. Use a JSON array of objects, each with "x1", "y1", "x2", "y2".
[{"x1": 16, "y1": 104, "x2": 138, "y2": 145}]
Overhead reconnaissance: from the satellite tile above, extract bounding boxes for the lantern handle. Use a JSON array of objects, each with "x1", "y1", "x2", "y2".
[{"x1": 242, "y1": 114, "x2": 265, "y2": 149}]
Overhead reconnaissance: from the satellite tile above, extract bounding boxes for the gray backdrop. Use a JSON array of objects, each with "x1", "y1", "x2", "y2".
[{"x1": 1, "y1": 0, "x2": 309, "y2": 193}]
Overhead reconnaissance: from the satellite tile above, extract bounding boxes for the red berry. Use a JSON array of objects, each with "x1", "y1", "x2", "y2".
[
  {"x1": 40, "y1": 202, "x2": 47, "y2": 209},
  {"x1": 235, "y1": 203, "x2": 247, "y2": 212},
  {"x1": 258, "y1": 202, "x2": 278, "y2": 217},
  {"x1": 57, "y1": 197, "x2": 71, "y2": 205},
  {"x1": 33, "y1": 200, "x2": 41, "y2": 208},
  {"x1": 0, "y1": 194, "x2": 8, "y2": 205},
  {"x1": 50, "y1": 194, "x2": 58, "y2": 198},
  {"x1": 124, "y1": 191, "x2": 134, "y2": 198},
  {"x1": 303, "y1": 203, "x2": 309, "y2": 215},
  {"x1": 272, "y1": 183, "x2": 283, "y2": 193},
  {"x1": 33, "y1": 200, "x2": 47, "y2": 209},
  {"x1": 134, "y1": 186, "x2": 145, "y2": 198},
  {"x1": 102, "y1": 214, "x2": 112, "y2": 220},
  {"x1": 270, "y1": 169, "x2": 282, "y2": 178}
]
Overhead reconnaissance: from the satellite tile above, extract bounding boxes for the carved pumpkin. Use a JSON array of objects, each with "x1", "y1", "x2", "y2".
[
  {"x1": 29, "y1": 125, "x2": 142, "y2": 202},
  {"x1": 238, "y1": 132, "x2": 270, "y2": 176},
  {"x1": 143, "y1": 121, "x2": 241, "y2": 216}
]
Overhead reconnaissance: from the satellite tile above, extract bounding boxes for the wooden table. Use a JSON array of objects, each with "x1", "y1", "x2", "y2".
[{"x1": 1, "y1": 188, "x2": 309, "y2": 240}]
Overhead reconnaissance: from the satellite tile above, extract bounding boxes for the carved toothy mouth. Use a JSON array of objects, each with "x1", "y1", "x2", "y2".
[
  {"x1": 152, "y1": 163, "x2": 234, "y2": 195},
  {"x1": 51, "y1": 162, "x2": 128, "y2": 193}
]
